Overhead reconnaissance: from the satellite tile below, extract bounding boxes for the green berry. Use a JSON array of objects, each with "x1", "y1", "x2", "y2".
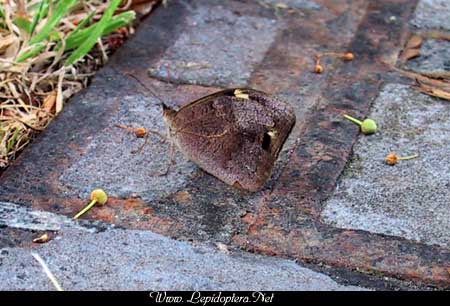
[{"x1": 361, "y1": 119, "x2": 377, "y2": 134}]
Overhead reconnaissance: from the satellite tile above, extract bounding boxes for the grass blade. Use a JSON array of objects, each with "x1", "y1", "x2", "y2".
[
  {"x1": 6, "y1": 128, "x2": 20, "y2": 153},
  {"x1": 61, "y1": 9, "x2": 97, "y2": 51},
  {"x1": 103, "y1": 11, "x2": 135, "y2": 35},
  {"x1": 16, "y1": 42, "x2": 46, "y2": 62},
  {"x1": 64, "y1": 0, "x2": 122, "y2": 66},
  {"x1": 29, "y1": 0, "x2": 48, "y2": 36},
  {"x1": 14, "y1": 17, "x2": 32, "y2": 34},
  {"x1": 64, "y1": 11, "x2": 135, "y2": 51},
  {"x1": 70, "y1": 9, "x2": 97, "y2": 36},
  {"x1": 31, "y1": 252, "x2": 64, "y2": 291},
  {"x1": 29, "y1": 0, "x2": 78, "y2": 44}
]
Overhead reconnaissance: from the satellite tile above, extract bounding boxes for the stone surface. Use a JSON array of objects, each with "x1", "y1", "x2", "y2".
[
  {"x1": 0, "y1": 226, "x2": 365, "y2": 291},
  {"x1": 0, "y1": 201, "x2": 112, "y2": 234},
  {"x1": 0, "y1": 201, "x2": 88, "y2": 232},
  {"x1": 147, "y1": 4, "x2": 279, "y2": 87},
  {"x1": 322, "y1": 84, "x2": 450, "y2": 247},
  {"x1": 405, "y1": 39, "x2": 450, "y2": 75},
  {"x1": 410, "y1": 0, "x2": 450, "y2": 31},
  {"x1": 259, "y1": 0, "x2": 320, "y2": 10},
  {"x1": 58, "y1": 93, "x2": 196, "y2": 202}
]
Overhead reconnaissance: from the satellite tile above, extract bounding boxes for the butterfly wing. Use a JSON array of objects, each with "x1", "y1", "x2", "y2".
[{"x1": 164, "y1": 89, "x2": 296, "y2": 192}]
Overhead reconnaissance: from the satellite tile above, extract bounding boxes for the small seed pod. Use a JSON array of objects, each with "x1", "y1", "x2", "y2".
[
  {"x1": 314, "y1": 64, "x2": 324, "y2": 73},
  {"x1": 33, "y1": 233, "x2": 51, "y2": 244},
  {"x1": 361, "y1": 119, "x2": 377, "y2": 135},
  {"x1": 385, "y1": 153, "x2": 398, "y2": 165},
  {"x1": 116, "y1": 124, "x2": 146, "y2": 138},
  {"x1": 343, "y1": 52, "x2": 354, "y2": 61},
  {"x1": 73, "y1": 189, "x2": 108, "y2": 220},
  {"x1": 343, "y1": 114, "x2": 377, "y2": 135},
  {"x1": 385, "y1": 153, "x2": 418, "y2": 166},
  {"x1": 90, "y1": 189, "x2": 108, "y2": 205},
  {"x1": 134, "y1": 127, "x2": 146, "y2": 138}
]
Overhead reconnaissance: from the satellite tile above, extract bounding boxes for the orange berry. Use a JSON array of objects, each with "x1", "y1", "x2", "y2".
[
  {"x1": 314, "y1": 64, "x2": 324, "y2": 73},
  {"x1": 385, "y1": 153, "x2": 398, "y2": 166},
  {"x1": 343, "y1": 52, "x2": 354, "y2": 61},
  {"x1": 135, "y1": 127, "x2": 146, "y2": 138}
]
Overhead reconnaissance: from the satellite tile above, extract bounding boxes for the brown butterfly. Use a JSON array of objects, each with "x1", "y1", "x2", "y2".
[{"x1": 126, "y1": 75, "x2": 296, "y2": 192}]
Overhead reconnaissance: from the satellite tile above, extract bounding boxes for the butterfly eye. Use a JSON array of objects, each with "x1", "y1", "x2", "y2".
[{"x1": 262, "y1": 132, "x2": 271, "y2": 151}]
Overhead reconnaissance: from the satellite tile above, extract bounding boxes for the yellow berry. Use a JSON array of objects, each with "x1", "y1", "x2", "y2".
[{"x1": 90, "y1": 189, "x2": 108, "y2": 205}]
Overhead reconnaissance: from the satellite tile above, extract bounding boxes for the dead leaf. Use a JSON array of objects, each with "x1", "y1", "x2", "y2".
[
  {"x1": 131, "y1": 2, "x2": 156, "y2": 15},
  {"x1": 405, "y1": 35, "x2": 423, "y2": 49},
  {"x1": 33, "y1": 233, "x2": 51, "y2": 243},
  {"x1": 420, "y1": 31, "x2": 450, "y2": 41},
  {"x1": 399, "y1": 35, "x2": 422, "y2": 63},
  {"x1": 15, "y1": 0, "x2": 28, "y2": 19},
  {"x1": 42, "y1": 90, "x2": 57, "y2": 114},
  {"x1": 0, "y1": 35, "x2": 15, "y2": 54},
  {"x1": 400, "y1": 48, "x2": 420, "y2": 62},
  {"x1": 417, "y1": 71, "x2": 450, "y2": 80},
  {"x1": 394, "y1": 68, "x2": 450, "y2": 89},
  {"x1": 119, "y1": 0, "x2": 157, "y2": 16},
  {"x1": 415, "y1": 82, "x2": 450, "y2": 101}
]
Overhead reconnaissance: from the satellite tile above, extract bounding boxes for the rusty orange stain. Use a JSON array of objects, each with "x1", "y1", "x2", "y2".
[
  {"x1": 94, "y1": 208, "x2": 116, "y2": 223},
  {"x1": 241, "y1": 212, "x2": 256, "y2": 224},
  {"x1": 123, "y1": 198, "x2": 142, "y2": 210},
  {"x1": 142, "y1": 206, "x2": 154, "y2": 215},
  {"x1": 173, "y1": 190, "x2": 193, "y2": 205}
]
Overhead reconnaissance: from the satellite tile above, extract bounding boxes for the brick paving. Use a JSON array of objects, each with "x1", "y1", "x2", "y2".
[{"x1": 1, "y1": 0, "x2": 450, "y2": 289}]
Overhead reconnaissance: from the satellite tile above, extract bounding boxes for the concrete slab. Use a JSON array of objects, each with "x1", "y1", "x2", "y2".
[
  {"x1": 405, "y1": 39, "x2": 450, "y2": 75},
  {"x1": 322, "y1": 84, "x2": 450, "y2": 247},
  {"x1": 0, "y1": 227, "x2": 365, "y2": 291},
  {"x1": 410, "y1": 0, "x2": 450, "y2": 31},
  {"x1": 0, "y1": 200, "x2": 365, "y2": 290}
]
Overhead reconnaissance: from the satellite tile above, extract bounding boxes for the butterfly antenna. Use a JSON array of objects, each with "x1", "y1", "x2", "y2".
[{"x1": 124, "y1": 73, "x2": 169, "y2": 108}]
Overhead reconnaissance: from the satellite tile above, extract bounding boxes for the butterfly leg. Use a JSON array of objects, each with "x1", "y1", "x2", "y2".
[
  {"x1": 149, "y1": 140, "x2": 177, "y2": 177},
  {"x1": 131, "y1": 134, "x2": 149, "y2": 154},
  {"x1": 146, "y1": 129, "x2": 168, "y2": 141},
  {"x1": 128, "y1": 128, "x2": 168, "y2": 154}
]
